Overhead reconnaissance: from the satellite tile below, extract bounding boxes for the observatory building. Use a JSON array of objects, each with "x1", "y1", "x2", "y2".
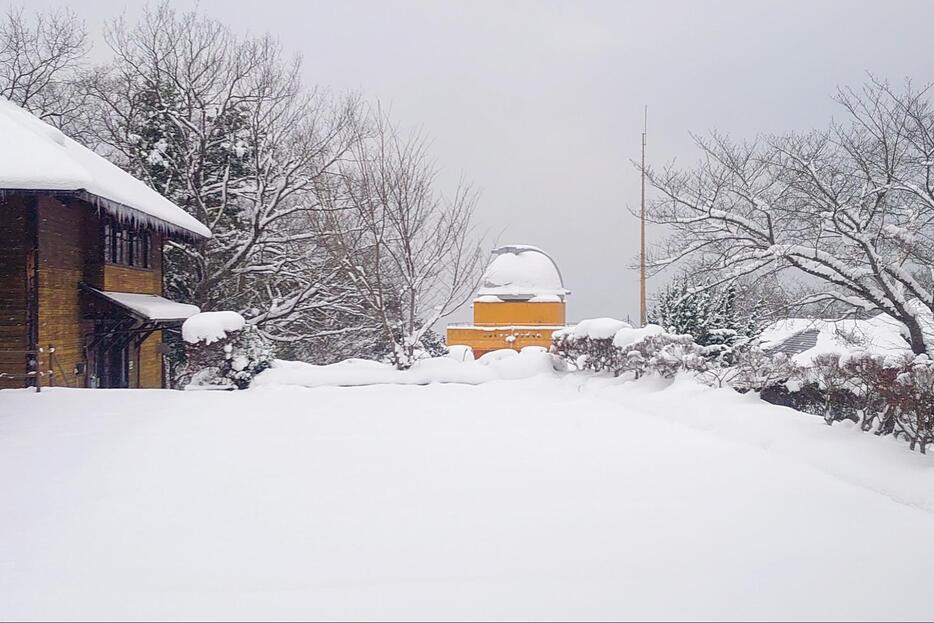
[{"x1": 447, "y1": 245, "x2": 569, "y2": 357}]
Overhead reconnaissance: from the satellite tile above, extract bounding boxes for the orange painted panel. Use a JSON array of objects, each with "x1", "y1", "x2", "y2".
[
  {"x1": 473, "y1": 301, "x2": 565, "y2": 326},
  {"x1": 447, "y1": 326, "x2": 560, "y2": 356}
]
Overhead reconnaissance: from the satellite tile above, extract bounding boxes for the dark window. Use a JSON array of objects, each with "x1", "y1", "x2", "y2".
[
  {"x1": 103, "y1": 222, "x2": 115, "y2": 263},
  {"x1": 140, "y1": 232, "x2": 151, "y2": 268},
  {"x1": 103, "y1": 219, "x2": 152, "y2": 268},
  {"x1": 117, "y1": 228, "x2": 128, "y2": 265}
]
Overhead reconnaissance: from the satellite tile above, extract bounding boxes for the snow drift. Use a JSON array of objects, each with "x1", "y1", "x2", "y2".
[{"x1": 253, "y1": 347, "x2": 563, "y2": 388}]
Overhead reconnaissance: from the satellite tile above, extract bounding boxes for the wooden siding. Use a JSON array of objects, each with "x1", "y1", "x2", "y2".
[
  {"x1": 84, "y1": 211, "x2": 163, "y2": 295},
  {"x1": 0, "y1": 195, "x2": 29, "y2": 388},
  {"x1": 102, "y1": 259, "x2": 162, "y2": 294},
  {"x1": 138, "y1": 332, "x2": 163, "y2": 388},
  {"x1": 36, "y1": 195, "x2": 87, "y2": 388},
  {"x1": 0, "y1": 193, "x2": 170, "y2": 389},
  {"x1": 101, "y1": 231, "x2": 164, "y2": 387}
]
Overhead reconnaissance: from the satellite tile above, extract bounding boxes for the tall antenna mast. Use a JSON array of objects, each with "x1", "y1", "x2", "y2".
[{"x1": 639, "y1": 105, "x2": 647, "y2": 327}]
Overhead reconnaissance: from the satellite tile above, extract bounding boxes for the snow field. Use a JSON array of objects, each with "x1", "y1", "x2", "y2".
[{"x1": 2, "y1": 375, "x2": 934, "y2": 620}]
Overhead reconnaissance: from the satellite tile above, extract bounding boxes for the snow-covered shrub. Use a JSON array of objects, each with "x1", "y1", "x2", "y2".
[
  {"x1": 181, "y1": 312, "x2": 273, "y2": 389},
  {"x1": 555, "y1": 317, "x2": 934, "y2": 452},
  {"x1": 622, "y1": 332, "x2": 708, "y2": 378},
  {"x1": 838, "y1": 354, "x2": 934, "y2": 453},
  {"x1": 553, "y1": 320, "x2": 707, "y2": 378},
  {"x1": 419, "y1": 328, "x2": 449, "y2": 359},
  {"x1": 703, "y1": 343, "x2": 798, "y2": 390},
  {"x1": 552, "y1": 328, "x2": 620, "y2": 374},
  {"x1": 804, "y1": 354, "x2": 863, "y2": 425},
  {"x1": 885, "y1": 356, "x2": 934, "y2": 453},
  {"x1": 838, "y1": 353, "x2": 894, "y2": 434},
  {"x1": 779, "y1": 351, "x2": 934, "y2": 453},
  {"x1": 373, "y1": 327, "x2": 449, "y2": 370}
]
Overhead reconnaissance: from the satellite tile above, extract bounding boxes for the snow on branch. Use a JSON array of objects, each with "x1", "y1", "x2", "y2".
[{"x1": 645, "y1": 78, "x2": 934, "y2": 355}]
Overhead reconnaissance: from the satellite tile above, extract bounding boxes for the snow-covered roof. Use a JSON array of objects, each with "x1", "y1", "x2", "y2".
[
  {"x1": 91, "y1": 289, "x2": 201, "y2": 322},
  {"x1": 760, "y1": 315, "x2": 911, "y2": 365},
  {"x1": 0, "y1": 98, "x2": 211, "y2": 239},
  {"x1": 476, "y1": 245, "x2": 569, "y2": 300}
]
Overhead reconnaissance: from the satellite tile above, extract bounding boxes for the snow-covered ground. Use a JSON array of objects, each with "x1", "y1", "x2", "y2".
[{"x1": 2, "y1": 374, "x2": 934, "y2": 621}]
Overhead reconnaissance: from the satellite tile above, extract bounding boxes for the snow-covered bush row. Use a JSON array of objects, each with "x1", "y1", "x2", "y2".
[
  {"x1": 552, "y1": 320, "x2": 712, "y2": 378},
  {"x1": 253, "y1": 347, "x2": 563, "y2": 388},
  {"x1": 786, "y1": 352, "x2": 934, "y2": 453},
  {"x1": 555, "y1": 317, "x2": 934, "y2": 454},
  {"x1": 181, "y1": 312, "x2": 273, "y2": 390},
  {"x1": 740, "y1": 350, "x2": 934, "y2": 454}
]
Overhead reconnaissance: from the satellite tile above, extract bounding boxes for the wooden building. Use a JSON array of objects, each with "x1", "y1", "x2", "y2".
[
  {"x1": 447, "y1": 245, "x2": 569, "y2": 358},
  {"x1": 0, "y1": 100, "x2": 210, "y2": 389}
]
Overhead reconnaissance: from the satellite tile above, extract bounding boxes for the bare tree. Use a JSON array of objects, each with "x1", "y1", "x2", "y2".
[
  {"x1": 645, "y1": 77, "x2": 934, "y2": 355},
  {"x1": 0, "y1": 6, "x2": 92, "y2": 137},
  {"x1": 317, "y1": 112, "x2": 484, "y2": 368},
  {"x1": 87, "y1": 3, "x2": 370, "y2": 348}
]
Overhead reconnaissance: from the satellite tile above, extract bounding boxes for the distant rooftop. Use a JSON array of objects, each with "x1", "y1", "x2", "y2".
[{"x1": 760, "y1": 316, "x2": 911, "y2": 365}]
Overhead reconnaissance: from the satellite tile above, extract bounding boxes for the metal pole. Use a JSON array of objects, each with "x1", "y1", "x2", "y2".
[{"x1": 640, "y1": 105, "x2": 648, "y2": 327}]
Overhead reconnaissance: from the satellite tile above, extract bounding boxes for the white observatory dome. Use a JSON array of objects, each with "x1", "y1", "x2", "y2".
[{"x1": 476, "y1": 245, "x2": 568, "y2": 301}]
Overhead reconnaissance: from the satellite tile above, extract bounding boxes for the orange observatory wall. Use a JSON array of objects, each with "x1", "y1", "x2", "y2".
[
  {"x1": 472, "y1": 301, "x2": 565, "y2": 326},
  {"x1": 447, "y1": 300, "x2": 567, "y2": 357}
]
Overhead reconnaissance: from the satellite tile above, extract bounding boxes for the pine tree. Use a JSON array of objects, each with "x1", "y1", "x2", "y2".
[{"x1": 649, "y1": 279, "x2": 758, "y2": 348}]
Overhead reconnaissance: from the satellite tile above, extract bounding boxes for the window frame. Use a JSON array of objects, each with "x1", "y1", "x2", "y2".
[{"x1": 103, "y1": 218, "x2": 153, "y2": 270}]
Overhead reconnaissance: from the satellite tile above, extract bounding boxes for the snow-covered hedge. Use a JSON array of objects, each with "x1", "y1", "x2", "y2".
[
  {"x1": 554, "y1": 317, "x2": 934, "y2": 454},
  {"x1": 181, "y1": 312, "x2": 273, "y2": 390},
  {"x1": 552, "y1": 320, "x2": 709, "y2": 378},
  {"x1": 788, "y1": 352, "x2": 934, "y2": 453}
]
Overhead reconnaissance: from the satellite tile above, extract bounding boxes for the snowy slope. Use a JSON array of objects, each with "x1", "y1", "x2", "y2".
[{"x1": 2, "y1": 377, "x2": 934, "y2": 621}]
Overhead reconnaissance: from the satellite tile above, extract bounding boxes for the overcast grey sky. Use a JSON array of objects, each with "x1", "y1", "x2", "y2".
[{"x1": 23, "y1": 0, "x2": 934, "y2": 322}]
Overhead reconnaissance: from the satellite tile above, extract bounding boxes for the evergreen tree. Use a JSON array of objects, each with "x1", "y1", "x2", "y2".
[{"x1": 649, "y1": 279, "x2": 760, "y2": 348}]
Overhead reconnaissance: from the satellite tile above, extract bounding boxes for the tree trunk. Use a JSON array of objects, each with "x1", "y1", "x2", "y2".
[{"x1": 903, "y1": 315, "x2": 928, "y2": 356}]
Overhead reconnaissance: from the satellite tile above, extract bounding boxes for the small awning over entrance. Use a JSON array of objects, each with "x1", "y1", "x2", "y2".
[
  {"x1": 79, "y1": 286, "x2": 200, "y2": 389},
  {"x1": 83, "y1": 287, "x2": 200, "y2": 322}
]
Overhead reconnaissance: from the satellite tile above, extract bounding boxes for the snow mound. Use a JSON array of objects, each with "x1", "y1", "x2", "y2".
[
  {"x1": 477, "y1": 245, "x2": 568, "y2": 300},
  {"x1": 613, "y1": 324, "x2": 666, "y2": 348},
  {"x1": 447, "y1": 344, "x2": 475, "y2": 362},
  {"x1": 554, "y1": 318, "x2": 669, "y2": 349},
  {"x1": 253, "y1": 347, "x2": 561, "y2": 388},
  {"x1": 182, "y1": 311, "x2": 246, "y2": 345},
  {"x1": 0, "y1": 98, "x2": 210, "y2": 238},
  {"x1": 555, "y1": 317, "x2": 632, "y2": 340}
]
